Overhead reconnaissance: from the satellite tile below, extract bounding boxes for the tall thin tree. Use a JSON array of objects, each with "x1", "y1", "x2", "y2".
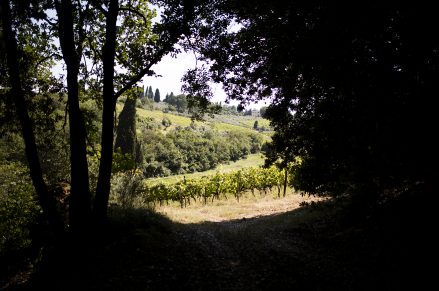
[
  {"x1": 154, "y1": 88, "x2": 160, "y2": 102},
  {"x1": 54, "y1": 0, "x2": 92, "y2": 232}
]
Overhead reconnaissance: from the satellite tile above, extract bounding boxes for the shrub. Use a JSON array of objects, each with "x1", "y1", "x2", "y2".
[
  {"x1": 162, "y1": 117, "x2": 172, "y2": 129},
  {"x1": 0, "y1": 162, "x2": 41, "y2": 256},
  {"x1": 109, "y1": 171, "x2": 145, "y2": 210}
]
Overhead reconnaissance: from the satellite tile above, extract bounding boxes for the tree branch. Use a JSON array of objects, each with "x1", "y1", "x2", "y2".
[
  {"x1": 85, "y1": 131, "x2": 100, "y2": 162},
  {"x1": 41, "y1": 14, "x2": 58, "y2": 28},
  {"x1": 119, "y1": 7, "x2": 148, "y2": 24},
  {"x1": 89, "y1": 0, "x2": 108, "y2": 15},
  {"x1": 113, "y1": 6, "x2": 187, "y2": 101},
  {"x1": 76, "y1": 0, "x2": 89, "y2": 61},
  {"x1": 86, "y1": 35, "x2": 103, "y2": 60},
  {"x1": 35, "y1": 53, "x2": 62, "y2": 69},
  {"x1": 114, "y1": 47, "x2": 169, "y2": 101},
  {"x1": 115, "y1": 51, "x2": 131, "y2": 70}
]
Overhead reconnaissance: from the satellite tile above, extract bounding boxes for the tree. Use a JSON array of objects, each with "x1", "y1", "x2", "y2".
[
  {"x1": 175, "y1": 94, "x2": 188, "y2": 112},
  {"x1": 0, "y1": 0, "x2": 63, "y2": 234},
  {"x1": 154, "y1": 88, "x2": 161, "y2": 102},
  {"x1": 184, "y1": 0, "x2": 439, "y2": 203},
  {"x1": 2, "y1": 0, "x2": 210, "y2": 230},
  {"x1": 259, "y1": 106, "x2": 267, "y2": 118},
  {"x1": 148, "y1": 86, "x2": 154, "y2": 99},
  {"x1": 139, "y1": 86, "x2": 145, "y2": 99},
  {"x1": 114, "y1": 94, "x2": 139, "y2": 169},
  {"x1": 53, "y1": 0, "x2": 92, "y2": 231},
  {"x1": 253, "y1": 120, "x2": 258, "y2": 130},
  {"x1": 93, "y1": 0, "x2": 191, "y2": 223}
]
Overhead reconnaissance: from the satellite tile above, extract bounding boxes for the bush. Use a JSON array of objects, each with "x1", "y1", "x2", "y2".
[
  {"x1": 162, "y1": 117, "x2": 172, "y2": 129},
  {"x1": 0, "y1": 162, "x2": 41, "y2": 257},
  {"x1": 109, "y1": 171, "x2": 145, "y2": 210},
  {"x1": 138, "y1": 127, "x2": 265, "y2": 178},
  {"x1": 143, "y1": 161, "x2": 172, "y2": 178}
]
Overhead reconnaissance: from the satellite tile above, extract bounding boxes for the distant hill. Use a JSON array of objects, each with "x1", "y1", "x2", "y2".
[{"x1": 116, "y1": 101, "x2": 272, "y2": 141}]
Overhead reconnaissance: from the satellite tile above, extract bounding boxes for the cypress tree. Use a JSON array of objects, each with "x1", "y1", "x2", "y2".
[
  {"x1": 154, "y1": 88, "x2": 161, "y2": 102},
  {"x1": 114, "y1": 96, "x2": 138, "y2": 168}
]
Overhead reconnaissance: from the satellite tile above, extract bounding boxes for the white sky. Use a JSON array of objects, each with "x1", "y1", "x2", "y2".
[
  {"x1": 141, "y1": 50, "x2": 268, "y2": 109},
  {"x1": 142, "y1": 6, "x2": 267, "y2": 109},
  {"x1": 141, "y1": 50, "x2": 226, "y2": 100},
  {"x1": 142, "y1": 51, "x2": 229, "y2": 104}
]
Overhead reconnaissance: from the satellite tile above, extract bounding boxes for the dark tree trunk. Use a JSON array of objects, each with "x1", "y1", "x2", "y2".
[
  {"x1": 55, "y1": 0, "x2": 91, "y2": 233},
  {"x1": 0, "y1": 0, "x2": 64, "y2": 235},
  {"x1": 93, "y1": 0, "x2": 187, "y2": 223},
  {"x1": 93, "y1": 0, "x2": 119, "y2": 224},
  {"x1": 283, "y1": 168, "x2": 288, "y2": 197}
]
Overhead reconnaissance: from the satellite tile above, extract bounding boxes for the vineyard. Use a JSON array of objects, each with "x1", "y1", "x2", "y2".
[{"x1": 114, "y1": 166, "x2": 290, "y2": 208}]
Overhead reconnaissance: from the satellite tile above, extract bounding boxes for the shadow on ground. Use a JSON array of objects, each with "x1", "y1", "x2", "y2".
[{"x1": 9, "y1": 193, "x2": 434, "y2": 291}]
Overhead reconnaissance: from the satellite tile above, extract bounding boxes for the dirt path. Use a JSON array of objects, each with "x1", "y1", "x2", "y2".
[
  {"x1": 167, "y1": 198, "x2": 326, "y2": 291},
  {"x1": 12, "y1": 194, "x2": 412, "y2": 290}
]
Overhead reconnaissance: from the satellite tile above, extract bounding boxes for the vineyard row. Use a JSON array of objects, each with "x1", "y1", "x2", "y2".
[{"x1": 140, "y1": 166, "x2": 289, "y2": 207}]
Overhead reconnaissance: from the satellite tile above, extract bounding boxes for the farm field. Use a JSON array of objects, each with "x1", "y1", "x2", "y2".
[
  {"x1": 117, "y1": 102, "x2": 272, "y2": 139},
  {"x1": 145, "y1": 153, "x2": 265, "y2": 184},
  {"x1": 155, "y1": 189, "x2": 313, "y2": 223}
]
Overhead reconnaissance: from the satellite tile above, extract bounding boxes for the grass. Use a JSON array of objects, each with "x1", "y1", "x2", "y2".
[
  {"x1": 212, "y1": 114, "x2": 271, "y2": 130},
  {"x1": 118, "y1": 102, "x2": 272, "y2": 138},
  {"x1": 206, "y1": 119, "x2": 264, "y2": 135},
  {"x1": 135, "y1": 107, "x2": 193, "y2": 128},
  {"x1": 155, "y1": 190, "x2": 316, "y2": 224},
  {"x1": 145, "y1": 153, "x2": 265, "y2": 184}
]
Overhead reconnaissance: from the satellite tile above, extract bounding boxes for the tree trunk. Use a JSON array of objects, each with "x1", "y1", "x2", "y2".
[
  {"x1": 55, "y1": 0, "x2": 91, "y2": 233},
  {"x1": 93, "y1": 0, "x2": 187, "y2": 223},
  {"x1": 0, "y1": 0, "x2": 64, "y2": 235},
  {"x1": 283, "y1": 168, "x2": 288, "y2": 197},
  {"x1": 93, "y1": 0, "x2": 119, "y2": 224}
]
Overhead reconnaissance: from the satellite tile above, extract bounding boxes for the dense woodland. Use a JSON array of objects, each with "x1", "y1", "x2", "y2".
[{"x1": 0, "y1": 0, "x2": 437, "y2": 290}]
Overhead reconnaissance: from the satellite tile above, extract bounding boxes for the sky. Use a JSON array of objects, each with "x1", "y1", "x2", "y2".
[
  {"x1": 143, "y1": 6, "x2": 267, "y2": 109},
  {"x1": 52, "y1": 45, "x2": 268, "y2": 109},
  {"x1": 141, "y1": 50, "x2": 268, "y2": 109},
  {"x1": 50, "y1": 5, "x2": 268, "y2": 110},
  {"x1": 141, "y1": 50, "x2": 229, "y2": 102}
]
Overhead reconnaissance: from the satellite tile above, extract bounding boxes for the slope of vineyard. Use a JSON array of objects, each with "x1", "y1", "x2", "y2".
[
  {"x1": 211, "y1": 114, "x2": 271, "y2": 131},
  {"x1": 116, "y1": 102, "x2": 272, "y2": 138},
  {"x1": 135, "y1": 105, "x2": 193, "y2": 128},
  {"x1": 147, "y1": 153, "x2": 264, "y2": 184},
  {"x1": 109, "y1": 165, "x2": 288, "y2": 211}
]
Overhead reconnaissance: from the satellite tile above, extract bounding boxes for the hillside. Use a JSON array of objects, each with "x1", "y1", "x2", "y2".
[
  {"x1": 146, "y1": 153, "x2": 265, "y2": 184},
  {"x1": 112, "y1": 100, "x2": 272, "y2": 178},
  {"x1": 116, "y1": 101, "x2": 272, "y2": 140}
]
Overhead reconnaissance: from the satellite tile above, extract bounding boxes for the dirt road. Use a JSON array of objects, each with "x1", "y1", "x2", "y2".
[{"x1": 13, "y1": 195, "x2": 409, "y2": 291}]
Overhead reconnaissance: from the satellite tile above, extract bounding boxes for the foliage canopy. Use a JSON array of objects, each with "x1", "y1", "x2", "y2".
[{"x1": 182, "y1": 0, "x2": 439, "y2": 200}]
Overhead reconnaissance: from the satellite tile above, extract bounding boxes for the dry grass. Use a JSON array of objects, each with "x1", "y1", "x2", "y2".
[{"x1": 155, "y1": 190, "x2": 321, "y2": 224}]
